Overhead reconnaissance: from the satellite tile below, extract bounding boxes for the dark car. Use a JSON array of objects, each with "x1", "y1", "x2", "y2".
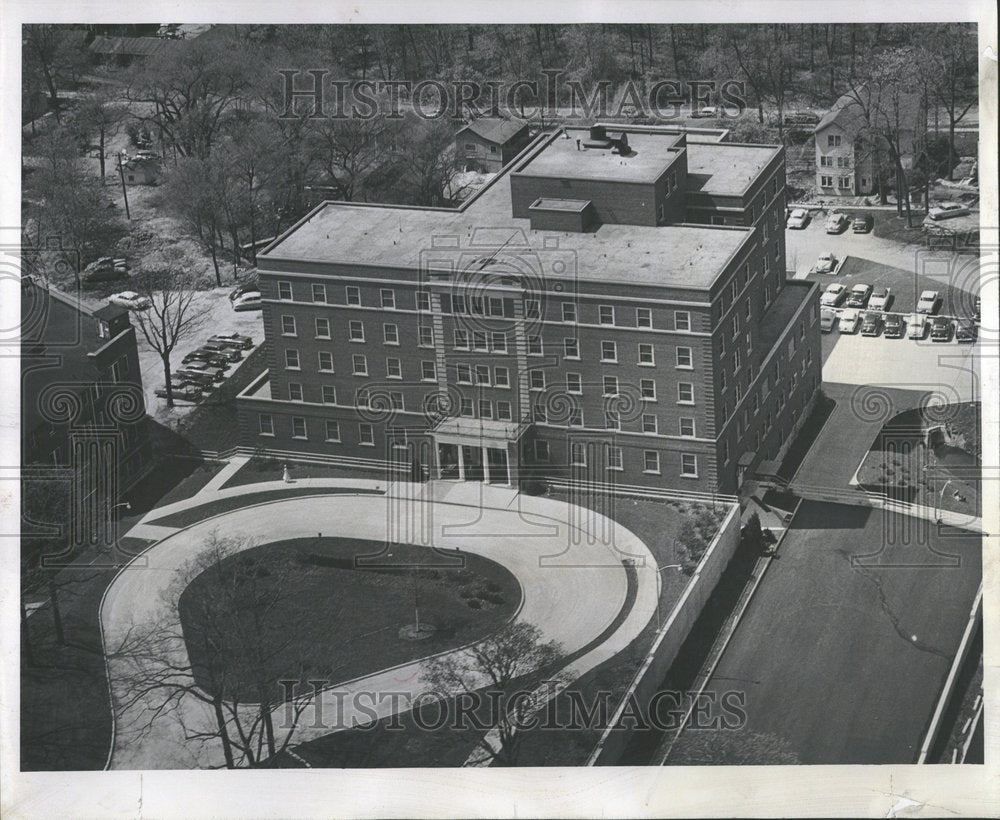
[
  {"x1": 861, "y1": 312, "x2": 882, "y2": 337},
  {"x1": 176, "y1": 362, "x2": 226, "y2": 382},
  {"x1": 82, "y1": 257, "x2": 128, "y2": 286},
  {"x1": 209, "y1": 332, "x2": 254, "y2": 350},
  {"x1": 956, "y1": 319, "x2": 978, "y2": 343},
  {"x1": 156, "y1": 384, "x2": 203, "y2": 401},
  {"x1": 883, "y1": 313, "x2": 905, "y2": 338},
  {"x1": 852, "y1": 213, "x2": 874, "y2": 233},
  {"x1": 171, "y1": 370, "x2": 215, "y2": 388},
  {"x1": 183, "y1": 349, "x2": 233, "y2": 369},
  {"x1": 930, "y1": 316, "x2": 952, "y2": 342},
  {"x1": 199, "y1": 341, "x2": 242, "y2": 361}
]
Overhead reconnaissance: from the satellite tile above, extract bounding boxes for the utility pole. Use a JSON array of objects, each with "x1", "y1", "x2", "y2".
[{"x1": 117, "y1": 151, "x2": 131, "y2": 220}]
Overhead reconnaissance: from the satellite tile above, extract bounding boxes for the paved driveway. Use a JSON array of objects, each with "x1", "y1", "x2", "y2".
[{"x1": 103, "y1": 484, "x2": 658, "y2": 769}]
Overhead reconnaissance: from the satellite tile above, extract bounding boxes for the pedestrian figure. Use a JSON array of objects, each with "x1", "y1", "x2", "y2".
[{"x1": 283, "y1": 463, "x2": 292, "y2": 483}]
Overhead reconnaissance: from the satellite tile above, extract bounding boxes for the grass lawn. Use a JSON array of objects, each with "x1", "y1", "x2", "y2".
[
  {"x1": 673, "y1": 500, "x2": 982, "y2": 764},
  {"x1": 20, "y1": 536, "x2": 154, "y2": 771},
  {"x1": 872, "y1": 211, "x2": 930, "y2": 246},
  {"x1": 222, "y1": 456, "x2": 383, "y2": 488},
  {"x1": 146, "y1": 487, "x2": 383, "y2": 528},
  {"x1": 178, "y1": 537, "x2": 522, "y2": 702}
]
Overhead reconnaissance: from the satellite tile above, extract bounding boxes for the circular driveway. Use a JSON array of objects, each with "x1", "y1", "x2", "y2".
[{"x1": 103, "y1": 489, "x2": 658, "y2": 769}]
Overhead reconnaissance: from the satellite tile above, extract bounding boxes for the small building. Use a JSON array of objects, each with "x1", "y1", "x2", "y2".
[
  {"x1": 121, "y1": 154, "x2": 161, "y2": 185},
  {"x1": 88, "y1": 35, "x2": 176, "y2": 66},
  {"x1": 813, "y1": 85, "x2": 921, "y2": 196},
  {"x1": 455, "y1": 117, "x2": 531, "y2": 173}
]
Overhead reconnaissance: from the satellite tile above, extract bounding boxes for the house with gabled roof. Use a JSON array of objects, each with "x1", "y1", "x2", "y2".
[{"x1": 455, "y1": 117, "x2": 531, "y2": 173}]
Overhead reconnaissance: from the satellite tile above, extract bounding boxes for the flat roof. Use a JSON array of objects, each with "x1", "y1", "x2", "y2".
[
  {"x1": 515, "y1": 128, "x2": 684, "y2": 183},
  {"x1": 686, "y1": 142, "x2": 782, "y2": 196},
  {"x1": 262, "y1": 129, "x2": 758, "y2": 291},
  {"x1": 529, "y1": 198, "x2": 591, "y2": 212}
]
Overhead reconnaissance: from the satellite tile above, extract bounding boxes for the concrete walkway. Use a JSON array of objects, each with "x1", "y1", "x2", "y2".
[{"x1": 103, "y1": 481, "x2": 659, "y2": 769}]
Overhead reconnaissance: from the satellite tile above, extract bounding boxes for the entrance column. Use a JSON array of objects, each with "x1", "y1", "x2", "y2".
[
  {"x1": 482, "y1": 446, "x2": 489, "y2": 483},
  {"x1": 457, "y1": 443, "x2": 466, "y2": 480}
]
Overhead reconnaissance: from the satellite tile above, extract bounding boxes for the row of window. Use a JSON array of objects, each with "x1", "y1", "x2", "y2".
[
  {"x1": 527, "y1": 375, "x2": 696, "y2": 405},
  {"x1": 283, "y1": 348, "x2": 436, "y2": 380},
  {"x1": 260, "y1": 413, "x2": 371, "y2": 445},
  {"x1": 819, "y1": 155, "x2": 852, "y2": 168},
  {"x1": 820, "y1": 175, "x2": 853, "y2": 189}
]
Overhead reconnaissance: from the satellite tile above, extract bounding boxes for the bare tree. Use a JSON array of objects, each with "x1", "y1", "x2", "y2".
[
  {"x1": 130, "y1": 250, "x2": 211, "y2": 407},
  {"x1": 22, "y1": 25, "x2": 88, "y2": 122},
  {"x1": 109, "y1": 531, "x2": 324, "y2": 768},
  {"x1": 919, "y1": 25, "x2": 978, "y2": 180},
  {"x1": 422, "y1": 621, "x2": 565, "y2": 766},
  {"x1": 74, "y1": 85, "x2": 127, "y2": 183}
]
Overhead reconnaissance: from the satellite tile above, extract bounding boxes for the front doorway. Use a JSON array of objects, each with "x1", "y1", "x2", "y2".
[
  {"x1": 461, "y1": 446, "x2": 484, "y2": 481},
  {"x1": 438, "y1": 443, "x2": 460, "y2": 479},
  {"x1": 487, "y1": 447, "x2": 509, "y2": 484}
]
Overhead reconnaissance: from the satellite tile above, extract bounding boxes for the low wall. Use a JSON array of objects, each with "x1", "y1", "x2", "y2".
[{"x1": 586, "y1": 502, "x2": 743, "y2": 765}]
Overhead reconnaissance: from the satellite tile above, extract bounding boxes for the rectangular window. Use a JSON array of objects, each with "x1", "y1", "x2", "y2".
[
  {"x1": 496, "y1": 401, "x2": 512, "y2": 421},
  {"x1": 419, "y1": 325, "x2": 434, "y2": 348},
  {"x1": 475, "y1": 364, "x2": 491, "y2": 386},
  {"x1": 534, "y1": 440, "x2": 550, "y2": 461},
  {"x1": 569, "y1": 409, "x2": 583, "y2": 427},
  {"x1": 359, "y1": 423, "x2": 374, "y2": 446},
  {"x1": 488, "y1": 297, "x2": 504, "y2": 317},
  {"x1": 322, "y1": 385, "x2": 336, "y2": 404},
  {"x1": 679, "y1": 417, "x2": 696, "y2": 437},
  {"x1": 457, "y1": 363, "x2": 472, "y2": 384},
  {"x1": 352, "y1": 354, "x2": 367, "y2": 375},
  {"x1": 390, "y1": 391, "x2": 404, "y2": 410},
  {"x1": 638, "y1": 344, "x2": 655, "y2": 365},
  {"x1": 318, "y1": 351, "x2": 334, "y2": 372},
  {"x1": 292, "y1": 417, "x2": 307, "y2": 439},
  {"x1": 827, "y1": 134, "x2": 842, "y2": 147},
  {"x1": 315, "y1": 317, "x2": 330, "y2": 339},
  {"x1": 601, "y1": 340, "x2": 617, "y2": 362},
  {"x1": 636, "y1": 307, "x2": 652, "y2": 328},
  {"x1": 674, "y1": 311, "x2": 691, "y2": 331},
  {"x1": 731, "y1": 279, "x2": 739, "y2": 301},
  {"x1": 417, "y1": 290, "x2": 431, "y2": 312},
  {"x1": 454, "y1": 328, "x2": 469, "y2": 349},
  {"x1": 603, "y1": 375, "x2": 619, "y2": 396},
  {"x1": 479, "y1": 400, "x2": 493, "y2": 419},
  {"x1": 346, "y1": 285, "x2": 361, "y2": 305},
  {"x1": 528, "y1": 335, "x2": 542, "y2": 356},
  {"x1": 642, "y1": 413, "x2": 657, "y2": 434},
  {"x1": 472, "y1": 330, "x2": 488, "y2": 351},
  {"x1": 821, "y1": 175, "x2": 834, "y2": 187},
  {"x1": 492, "y1": 332, "x2": 508, "y2": 353},
  {"x1": 641, "y1": 379, "x2": 656, "y2": 400},
  {"x1": 383, "y1": 324, "x2": 399, "y2": 345},
  {"x1": 281, "y1": 315, "x2": 296, "y2": 336},
  {"x1": 349, "y1": 320, "x2": 365, "y2": 342},
  {"x1": 676, "y1": 347, "x2": 693, "y2": 369},
  {"x1": 285, "y1": 348, "x2": 300, "y2": 369},
  {"x1": 460, "y1": 398, "x2": 474, "y2": 417},
  {"x1": 525, "y1": 298, "x2": 540, "y2": 319},
  {"x1": 258, "y1": 413, "x2": 274, "y2": 436},
  {"x1": 605, "y1": 411, "x2": 621, "y2": 431},
  {"x1": 563, "y1": 338, "x2": 579, "y2": 359},
  {"x1": 566, "y1": 373, "x2": 582, "y2": 394},
  {"x1": 380, "y1": 288, "x2": 395, "y2": 309},
  {"x1": 606, "y1": 445, "x2": 623, "y2": 471},
  {"x1": 494, "y1": 366, "x2": 510, "y2": 388},
  {"x1": 312, "y1": 283, "x2": 327, "y2": 303},
  {"x1": 681, "y1": 454, "x2": 698, "y2": 477},
  {"x1": 562, "y1": 302, "x2": 577, "y2": 322},
  {"x1": 678, "y1": 382, "x2": 694, "y2": 404},
  {"x1": 533, "y1": 404, "x2": 547, "y2": 423},
  {"x1": 278, "y1": 281, "x2": 292, "y2": 300},
  {"x1": 386, "y1": 357, "x2": 402, "y2": 379},
  {"x1": 529, "y1": 370, "x2": 546, "y2": 390},
  {"x1": 571, "y1": 441, "x2": 587, "y2": 466},
  {"x1": 599, "y1": 305, "x2": 615, "y2": 325},
  {"x1": 731, "y1": 314, "x2": 740, "y2": 338},
  {"x1": 421, "y1": 361, "x2": 436, "y2": 381},
  {"x1": 643, "y1": 450, "x2": 660, "y2": 474},
  {"x1": 325, "y1": 420, "x2": 340, "y2": 442}
]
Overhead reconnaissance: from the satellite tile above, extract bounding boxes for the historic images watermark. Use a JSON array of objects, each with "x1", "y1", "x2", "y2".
[{"x1": 278, "y1": 71, "x2": 747, "y2": 122}]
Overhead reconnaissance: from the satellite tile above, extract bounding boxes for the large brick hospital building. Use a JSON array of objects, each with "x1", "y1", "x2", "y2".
[{"x1": 237, "y1": 124, "x2": 821, "y2": 496}]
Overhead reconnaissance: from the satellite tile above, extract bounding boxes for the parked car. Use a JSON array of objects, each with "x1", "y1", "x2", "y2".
[
  {"x1": 155, "y1": 384, "x2": 203, "y2": 401},
  {"x1": 956, "y1": 318, "x2": 978, "y2": 343},
  {"x1": 861, "y1": 312, "x2": 883, "y2": 337},
  {"x1": 199, "y1": 341, "x2": 242, "y2": 361},
  {"x1": 209, "y1": 332, "x2": 254, "y2": 350},
  {"x1": 883, "y1": 313, "x2": 905, "y2": 338},
  {"x1": 868, "y1": 286, "x2": 892, "y2": 311},
  {"x1": 838, "y1": 308, "x2": 861, "y2": 334},
  {"x1": 906, "y1": 313, "x2": 928, "y2": 339},
  {"x1": 787, "y1": 208, "x2": 810, "y2": 230},
  {"x1": 82, "y1": 257, "x2": 128, "y2": 285},
  {"x1": 176, "y1": 362, "x2": 225, "y2": 382},
  {"x1": 852, "y1": 213, "x2": 874, "y2": 233},
  {"x1": 928, "y1": 201, "x2": 970, "y2": 221},
  {"x1": 812, "y1": 252, "x2": 838, "y2": 274},
  {"x1": 108, "y1": 291, "x2": 152, "y2": 311},
  {"x1": 973, "y1": 296, "x2": 981, "y2": 323},
  {"x1": 691, "y1": 105, "x2": 718, "y2": 118},
  {"x1": 783, "y1": 111, "x2": 820, "y2": 126},
  {"x1": 846, "y1": 283, "x2": 873, "y2": 308},
  {"x1": 172, "y1": 370, "x2": 216, "y2": 389},
  {"x1": 825, "y1": 212, "x2": 849, "y2": 234},
  {"x1": 182, "y1": 348, "x2": 232, "y2": 368},
  {"x1": 232, "y1": 291, "x2": 263, "y2": 311},
  {"x1": 821, "y1": 283, "x2": 847, "y2": 307},
  {"x1": 916, "y1": 290, "x2": 940, "y2": 314},
  {"x1": 930, "y1": 316, "x2": 953, "y2": 342},
  {"x1": 229, "y1": 281, "x2": 260, "y2": 302},
  {"x1": 820, "y1": 307, "x2": 837, "y2": 333}
]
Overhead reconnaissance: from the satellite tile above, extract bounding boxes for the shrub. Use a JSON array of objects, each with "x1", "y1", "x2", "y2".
[{"x1": 466, "y1": 599, "x2": 482, "y2": 609}]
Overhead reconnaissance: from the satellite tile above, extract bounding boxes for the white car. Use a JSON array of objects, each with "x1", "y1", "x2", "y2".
[
  {"x1": 838, "y1": 308, "x2": 861, "y2": 333},
  {"x1": 820, "y1": 307, "x2": 837, "y2": 333},
  {"x1": 812, "y1": 252, "x2": 838, "y2": 274},
  {"x1": 907, "y1": 313, "x2": 928, "y2": 339},
  {"x1": 821, "y1": 283, "x2": 847, "y2": 307},
  {"x1": 928, "y1": 201, "x2": 970, "y2": 221},
  {"x1": 868, "y1": 286, "x2": 892, "y2": 311},
  {"x1": 232, "y1": 291, "x2": 263, "y2": 312},
  {"x1": 916, "y1": 290, "x2": 940, "y2": 314},
  {"x1": 825, "y1": 212, "x2": 849, "y2": 234},
  {"x1": 787, "y1": 208, "x2": 810, "y2": 229},
  {"x1": 108, "y1": 291, "x2": 152, "y2": 311}
]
